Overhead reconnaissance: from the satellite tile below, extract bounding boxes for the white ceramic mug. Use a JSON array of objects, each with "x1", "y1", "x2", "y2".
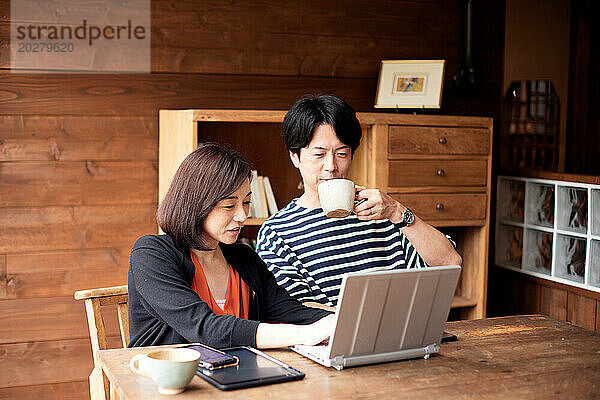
[
  {"x1": 130, "y1": 348, "x2": 201, "y2": 395},
  {"x1": 318, "y1": 178, "x2": 359, "y2": 218}
]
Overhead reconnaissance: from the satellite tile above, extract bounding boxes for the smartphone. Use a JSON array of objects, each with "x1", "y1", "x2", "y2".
[
  {"x1": 441, "y1": 331, "x2": 458, "y2": 343},
  {"x1": 184, "y1": 343, "x2": 239, "y2": 370}
]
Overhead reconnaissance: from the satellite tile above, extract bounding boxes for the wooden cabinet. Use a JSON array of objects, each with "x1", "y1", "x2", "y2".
[{"x1": 159, "y1": 110, "x2": 493, "y2": 319}]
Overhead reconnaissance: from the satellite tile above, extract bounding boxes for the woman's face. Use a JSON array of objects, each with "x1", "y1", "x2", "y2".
[{"x1": 202, "y1": 178, "x2": 251, "y2": 248}]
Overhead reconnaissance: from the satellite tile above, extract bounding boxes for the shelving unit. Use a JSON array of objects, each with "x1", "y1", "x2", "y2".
[
  {"x1": 503, "y1": 80, "x2": 560, "y2": 170},
  {"x1": 496, "y1": 175, "x2": 600, "y2": 292},
  {"x1": 159, "y1": 109, "x2": 493, "y2": 319}
]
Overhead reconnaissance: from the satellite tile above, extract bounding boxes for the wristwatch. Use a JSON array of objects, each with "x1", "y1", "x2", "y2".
[{"x1": 396, "y1": 207, "x2": 415, "y2": 228}]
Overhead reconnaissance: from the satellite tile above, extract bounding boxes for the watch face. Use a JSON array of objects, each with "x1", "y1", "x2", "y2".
[{"x1": 404, "y1": 208, "x2": 415, "y2": 225}]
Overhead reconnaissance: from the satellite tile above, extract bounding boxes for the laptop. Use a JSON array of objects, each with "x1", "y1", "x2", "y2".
[{"x1": 291, "y1": 265, "x2": 461, "y2": 370}]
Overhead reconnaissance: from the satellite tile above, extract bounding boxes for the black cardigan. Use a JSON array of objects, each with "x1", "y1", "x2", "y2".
[{"x1": 128, "y1": 235, "x2": 330, "y2": 348}]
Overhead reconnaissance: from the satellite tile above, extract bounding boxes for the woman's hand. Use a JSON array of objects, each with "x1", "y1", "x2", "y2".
[
  {"x1": 256, "y1": 314, "x2": 336, "y2": 348},
  {"x1": 354, "y1": 186, "x2": 404, "y2": 223},
  {"x1": 300, "y1": 314, "x2": 337, "y2": 346}
]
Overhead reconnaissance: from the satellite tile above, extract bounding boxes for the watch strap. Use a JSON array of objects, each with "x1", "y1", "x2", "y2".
[{"x1": 396, "y1": 207, "x2": 414, "y2": 228}]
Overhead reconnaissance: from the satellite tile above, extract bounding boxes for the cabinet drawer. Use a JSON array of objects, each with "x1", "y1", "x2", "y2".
[
  {"x1": 389, "y1": 126, "x2": 490, "y2": 155},
  {"x1": 388, "y1": 160, "x2": 487, "y2": 187},
  {"x1": 392, "y1": 193, "x2": 487, "y2": 222}
]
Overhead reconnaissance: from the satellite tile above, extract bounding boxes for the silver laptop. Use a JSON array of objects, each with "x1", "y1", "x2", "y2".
[{"x1": 291, "y1": 265, "x2": 461, "y2": 370}]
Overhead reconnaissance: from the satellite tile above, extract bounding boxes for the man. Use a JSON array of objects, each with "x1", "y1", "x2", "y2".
[{"x1": 256, "y1": 94, "x2": 461, "y2": 310}]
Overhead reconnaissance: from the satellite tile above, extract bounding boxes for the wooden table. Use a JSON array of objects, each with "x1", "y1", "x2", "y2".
[{"x1": 99, "y1": 315, "x2": 600, "y2": 399}]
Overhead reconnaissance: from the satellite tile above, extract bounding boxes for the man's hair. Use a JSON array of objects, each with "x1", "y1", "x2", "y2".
[
  {"x1": 282, "y1": 94, "x2": 362, "y2": 155},
  {"x1": 156, "y1": 142, "x2": 251, "y2": 250}
]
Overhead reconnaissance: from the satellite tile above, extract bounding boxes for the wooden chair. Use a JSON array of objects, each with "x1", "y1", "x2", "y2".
[{"x1": 74, "y1": 285, "x2": 129, "y2": 400}]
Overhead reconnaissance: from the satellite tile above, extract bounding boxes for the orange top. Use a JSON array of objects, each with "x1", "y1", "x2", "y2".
[{"x1": 189, "y1": 250, "x2": 251, "y2": 319}]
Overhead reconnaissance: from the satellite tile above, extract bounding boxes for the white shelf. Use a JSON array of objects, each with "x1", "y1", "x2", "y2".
[{"x1": 496, "y1": 175, "x2": 600, "y2": 292}]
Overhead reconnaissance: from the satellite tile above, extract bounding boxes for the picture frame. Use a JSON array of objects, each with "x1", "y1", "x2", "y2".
[{"x1": 374, "y1": 60, "x2": 445, "y2": 109}]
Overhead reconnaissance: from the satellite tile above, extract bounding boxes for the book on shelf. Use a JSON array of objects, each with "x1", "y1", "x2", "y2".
[
  {"x1": 263, "y1": 176, "x2": 279, "y2": 215},
  {"x1": 249, "y1": 170, "x2": 261, "y2": 218},
  {"x1": 248, "y1": 171, "x2": 279, "y2": 219},
  {"x1": 257, "y1": 176, "x2": 270, "y2": 218}
]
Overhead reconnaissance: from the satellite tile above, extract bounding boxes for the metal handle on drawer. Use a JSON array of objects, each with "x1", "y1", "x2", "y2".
[
  {"x1": 438, "y1": 137, "x2": 447, "y2": 145},
  {"x1": 435, "y1": 203, "x2": 445, "y2": 211},
  {"x1": 436, "y1": 169, "x2": 445, "y2": 177}
]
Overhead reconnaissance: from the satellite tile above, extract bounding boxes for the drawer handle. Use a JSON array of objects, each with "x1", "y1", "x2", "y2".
[
  {"x1": 436, "y1": 203, "x2": 445, "y2": 211},
  {"x1": 436, "y1": 169, "x2": 445, "y2": 177},
  {"x1": 438, "y1": 137, "x2": 447, "y2": 145}
]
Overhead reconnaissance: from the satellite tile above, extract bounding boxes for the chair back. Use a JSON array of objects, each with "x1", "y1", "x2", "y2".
[{"x1": 74, "y1": 285, "x2": 128, "y2": 400}]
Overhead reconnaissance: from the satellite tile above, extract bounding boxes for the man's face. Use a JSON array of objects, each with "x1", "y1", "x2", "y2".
[{"x1": 290, "y1": 123, "x2": 352, "y2": 200}]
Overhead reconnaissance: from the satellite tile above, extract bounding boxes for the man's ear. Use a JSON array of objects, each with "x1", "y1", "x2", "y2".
[{"x1": 289, "y1": 151, "x2": 300, "y2": 168}]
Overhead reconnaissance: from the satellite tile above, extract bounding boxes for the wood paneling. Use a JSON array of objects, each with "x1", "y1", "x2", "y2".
[
  {"x1": 520, "y1": 279, "x2": 542, "y2": 314},
  {"x1": 0, "y1": 297, "x2": 121, "y2": 344},
  {"x1": 0, "y1": 381, "x2": 89, "y2": 400},
  {"x1": 0, "y1": 161, "x2": 156, "y2": 206},
  {"x1": 0, "y1": 254, "x2": 6, "y2": 299},
  {"x1": 6, "y1": 249, "x2": 129, "y2": 299},
  {"x1": 0, "y1": 0, "x2": 462, "y2": 38},
  {"x1": 150, "y1": 31, "x2": 444, "y2": 78},
  {"x1": 597, "y1": 301, "x2": 600, "y2": 332},
  {"x1": 0, "y1": 115, "x2": 155, "y2": 142},
  {"x1": 0, "y1": 336, "x2": 121, "y2": 388},
  {"x1": 489, "y1": 267, "x2": 599, "y2": 331},
  {"x1": 0, "y1": 205, "x2": 156, "y2": 253},
  {"x1": 540, "y1": 285, "x2": 567, "y2": 321},
  {"x1": 0, "y1": 73, "x2": 378, "y2": 115},
  {"x1": 0, "y1": 137, "x2": 157, "y2": 162},
  {"x1": 596, "y1": 300, "x2": 600, "y2": 332},
  {"x1": 0, "y1": 1, "x2": 464, "y2": 75},
  {"x1": 149, "y1": 0, "x2": 462, "y2": 40},
  {"x1": 0, "y1": 338, "x2": 92, "y2": 387},
  {"x1": 567, "y1": 292, "x2": 597, "y2": 331}
]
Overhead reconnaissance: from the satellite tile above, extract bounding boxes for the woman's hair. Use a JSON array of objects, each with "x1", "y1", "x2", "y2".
[
  {"x1": 156, "y1": 142, "x2": 251, "y2": 250},
  {"x1": 282, "y1": 94, "x2": 362, "y2": 155}
]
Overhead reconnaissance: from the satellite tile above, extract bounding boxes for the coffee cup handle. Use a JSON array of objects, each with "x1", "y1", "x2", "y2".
[
  {"x1": 130, "y1": 354, "x2": 152, "y2": 378},
  {"x1": 353, "y1": 189, "x2": 367, "y2": 212}
]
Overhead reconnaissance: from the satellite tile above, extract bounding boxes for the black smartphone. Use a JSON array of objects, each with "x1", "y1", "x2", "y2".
[
  {"x1": 441, "y1": 331, "x2": 458, "y2": 343},
  {"x1": 184, "y1": 343, "x2": 239, "y2": 370}
]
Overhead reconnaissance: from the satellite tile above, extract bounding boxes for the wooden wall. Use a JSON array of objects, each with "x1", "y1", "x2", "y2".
[
  {"x1": 0, "y1": 1, "x2": 505, "y2": 398},
  {"x1": 488, "y1": 267, "x2": 600, "y2": 332}
]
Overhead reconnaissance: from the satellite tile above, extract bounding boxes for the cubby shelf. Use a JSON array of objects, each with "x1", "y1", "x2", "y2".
[{"x1": 496, "y1": 175, "x2": 600, "y2": 292}]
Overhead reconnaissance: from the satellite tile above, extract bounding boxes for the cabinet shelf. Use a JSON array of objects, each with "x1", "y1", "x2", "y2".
[{"x1": 246, "y1": 218, "x2": 267, "y2": 226}]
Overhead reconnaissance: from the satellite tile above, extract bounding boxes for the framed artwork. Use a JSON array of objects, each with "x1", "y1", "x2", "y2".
[{"x1": 374, "y1": 60, "x2": 445, "y2": 109}]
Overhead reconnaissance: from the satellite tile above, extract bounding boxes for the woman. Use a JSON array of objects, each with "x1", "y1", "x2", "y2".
[{"x1": 128, "y1": 143, "x2": 334, "y2": 348}]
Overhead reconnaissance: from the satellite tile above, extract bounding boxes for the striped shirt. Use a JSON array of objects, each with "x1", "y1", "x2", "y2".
[{"x1": 256, "y1": 200, "x2": 429, "y2": 307}]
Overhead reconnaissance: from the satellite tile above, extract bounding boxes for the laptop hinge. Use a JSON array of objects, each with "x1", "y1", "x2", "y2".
[
  {"x1": 332, "y1": 344, "x2": 441, "y2": 370},
  {"x1": 331, "y1": 355, "x2": 345, "y2": 371}
]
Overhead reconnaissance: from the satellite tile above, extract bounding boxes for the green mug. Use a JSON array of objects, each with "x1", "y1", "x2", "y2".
[{"x1": 130, "y1": 348, "x2": 201, "y2": 395}]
